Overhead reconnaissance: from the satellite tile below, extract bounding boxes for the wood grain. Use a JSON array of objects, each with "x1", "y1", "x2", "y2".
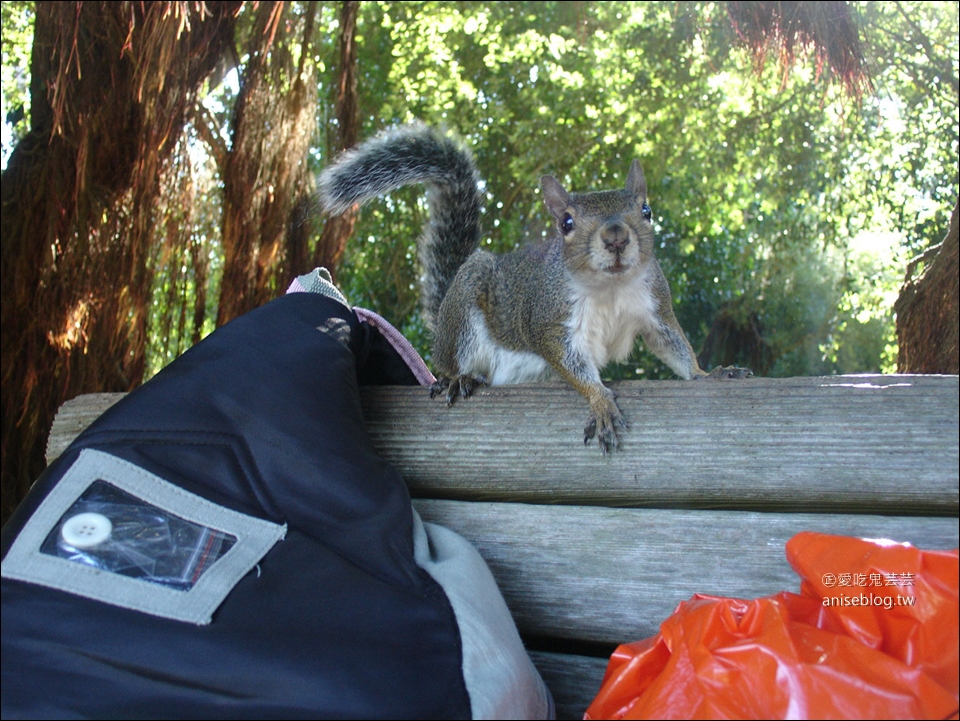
[
  {"x1": 45, "y1": 392, "x2": 125, "y2": 463},
  {"x1": 414, "y1": 498, "x2": 959, "y2": 645},
  {"x1": 527, "y1": 651, "x2": 608, "y2": 720},
  {"x1": 47, "y1": 377, "x2": 959, "y2": 515},
  {"x1": 366, "y1": 375, "x2": 959, "y2": 514}
]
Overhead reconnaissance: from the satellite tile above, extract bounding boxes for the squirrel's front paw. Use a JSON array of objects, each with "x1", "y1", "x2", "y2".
[
  {"x1": 702, "y1": 365, "x2": 754, "y2": 379},
  {"x1": 430, "y1": 374, "x2": 488, "y2": 406},
  {"x1": 584, "y1": 397, "x2": 627, "y2": 454}
]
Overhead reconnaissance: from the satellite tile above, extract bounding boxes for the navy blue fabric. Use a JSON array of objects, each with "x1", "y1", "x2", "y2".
[{"x1": 1, "y1": 293, "x2": 472, "y2": 719}]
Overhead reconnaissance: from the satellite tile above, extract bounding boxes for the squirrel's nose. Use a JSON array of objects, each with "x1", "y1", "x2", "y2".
[{"x1": 602, "y1": 223, "x2": 630, "y2": 252}]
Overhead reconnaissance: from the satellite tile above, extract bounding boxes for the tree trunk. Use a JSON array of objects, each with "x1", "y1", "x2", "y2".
[
  {"x1": 896, "y1": 201, "x2": 960, "y2": 374},
  {"x1": 313, "y1": 0, "x2": 361, "y2": 282},
  {"x1": 0, "y1": 1, "x2": 239, "y2": 524},
  {"x1": 216, "y1": 1, "x2": 319, "y2": 326}
]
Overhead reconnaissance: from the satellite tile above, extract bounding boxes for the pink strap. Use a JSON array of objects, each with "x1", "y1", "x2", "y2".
[
  {"x1": 287, "y1": 276, "x2": 435, "y2": 386},
  {"x1": 353, "y1": 308, "x2": 436, "y2": 387}
]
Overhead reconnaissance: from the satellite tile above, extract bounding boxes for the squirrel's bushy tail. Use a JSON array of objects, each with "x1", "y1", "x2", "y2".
[{"x1": 317, "y1": 123, "x2": 483, "y2": 331}]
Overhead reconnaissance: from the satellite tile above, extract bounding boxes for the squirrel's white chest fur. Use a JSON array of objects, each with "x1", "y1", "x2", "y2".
[
  {"x1": 458, "y1": 264, "x2": 657, "y2": 386},
  {"x1": 565, "y1": 264, "x2": 658, "y2": 370},
  {"x1": 461, "y1": 307, "x2": 554, "y2": 385}
]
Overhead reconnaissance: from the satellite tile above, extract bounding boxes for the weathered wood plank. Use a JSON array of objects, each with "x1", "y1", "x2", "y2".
[
  {"x1": 413, "y1": 498, "x2": 960, "y2": 646},
  {"x1": 45, "y1": 392, "x2": 125, "y2": 463},
  {"x1": 46, "y1": 376, "x2": 960, "y2": 515},
  {"x1": 365, "y1": 376, "x2": 959, "y2": 514},
  {"x1": 527, "y1": 651, "x2": 608, "y2": 721}
]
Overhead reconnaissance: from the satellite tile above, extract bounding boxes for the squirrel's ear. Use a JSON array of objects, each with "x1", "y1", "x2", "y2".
[
  {"x1": 626, "y1": 160, "x2": 647, "y2": 200},
  {"x1": 541, "y1": 175, "x2": 570, "y2": 218}
]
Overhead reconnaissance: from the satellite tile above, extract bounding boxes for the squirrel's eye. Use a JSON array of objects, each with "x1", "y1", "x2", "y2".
[
  {"x1": 641, "y1": 203, "x2": 652, "y2": 221},
  {"x1": 561, "y1": 213, "x2": 575, "y2": 234}
]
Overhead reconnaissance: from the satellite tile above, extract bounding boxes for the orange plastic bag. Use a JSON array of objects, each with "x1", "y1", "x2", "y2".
[{"x1": 584, "y1": 532, "x2": 959, "y2": 720}]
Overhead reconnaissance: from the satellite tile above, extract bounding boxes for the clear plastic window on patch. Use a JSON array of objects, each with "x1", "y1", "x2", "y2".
[{"x1": 40, "y1": 480, "x2": 236, "y2": 591}]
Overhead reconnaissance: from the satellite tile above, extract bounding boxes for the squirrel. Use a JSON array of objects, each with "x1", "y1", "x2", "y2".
[{"x1": 317, "y1": 123, "x2": 751, "y2": 452}]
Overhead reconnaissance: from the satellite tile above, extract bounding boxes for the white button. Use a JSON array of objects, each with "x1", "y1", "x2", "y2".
[{"x1": 61, "y1": 512, "x2": 112, "y2": 549}]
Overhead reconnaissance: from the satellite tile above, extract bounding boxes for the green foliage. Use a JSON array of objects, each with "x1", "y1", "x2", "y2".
[
  {"x1": 144, "y1": 131, "x2": 225, "y2": 378},
  {"x1": 150, "y1": 1, "x2": 340, "y2": 375},
  {"x1": 4, "y1": 1, "x2": 956, "y2": 378},
  {"x1": 335, "y1": 0, "x2": 956, "y2": 378},
  {"x1": 1, "y1": 0, "x2": 32, "y2": 166}
]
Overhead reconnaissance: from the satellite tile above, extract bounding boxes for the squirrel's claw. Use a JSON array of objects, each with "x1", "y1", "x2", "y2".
[
  {"x1": 429, "y1": 377, "x2": 450, "y2": 400},
  {"x1": 458, "y1": 374, "x2": 488, "y2": 399},
  {"x1": 431, "y1": 374, "x2": 488, "y2": 406},
  {"x1": 584, "y1": 402, "x2": 627, "y2": 454}
]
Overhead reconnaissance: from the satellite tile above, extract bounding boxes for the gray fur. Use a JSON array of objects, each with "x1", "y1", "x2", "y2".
[
  {"x1": 317, "y1": 124, "x2": 483, "y2": 330},
  {"x1": 317, "y1": 123, "x2": 751, "y2": 452}
]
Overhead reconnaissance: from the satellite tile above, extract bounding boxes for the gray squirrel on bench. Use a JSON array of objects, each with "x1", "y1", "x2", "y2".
[{"x1": 316, "y1": 123, "x2": 752, "y2": 454}]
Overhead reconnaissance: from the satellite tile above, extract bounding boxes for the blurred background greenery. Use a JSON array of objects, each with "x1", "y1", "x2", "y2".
[{"x1": 4, "y1": 2, "x2": 955, "y2": 380}]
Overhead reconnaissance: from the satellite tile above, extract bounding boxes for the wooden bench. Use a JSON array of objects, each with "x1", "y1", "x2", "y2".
[{"x1": 47, "y1": 375, "x2": 960, "y2": 719}]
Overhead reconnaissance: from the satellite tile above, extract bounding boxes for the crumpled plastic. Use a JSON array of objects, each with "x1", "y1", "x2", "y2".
[{"x1": 584, "y1": 532, "x2": 959, "y2": 720}]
